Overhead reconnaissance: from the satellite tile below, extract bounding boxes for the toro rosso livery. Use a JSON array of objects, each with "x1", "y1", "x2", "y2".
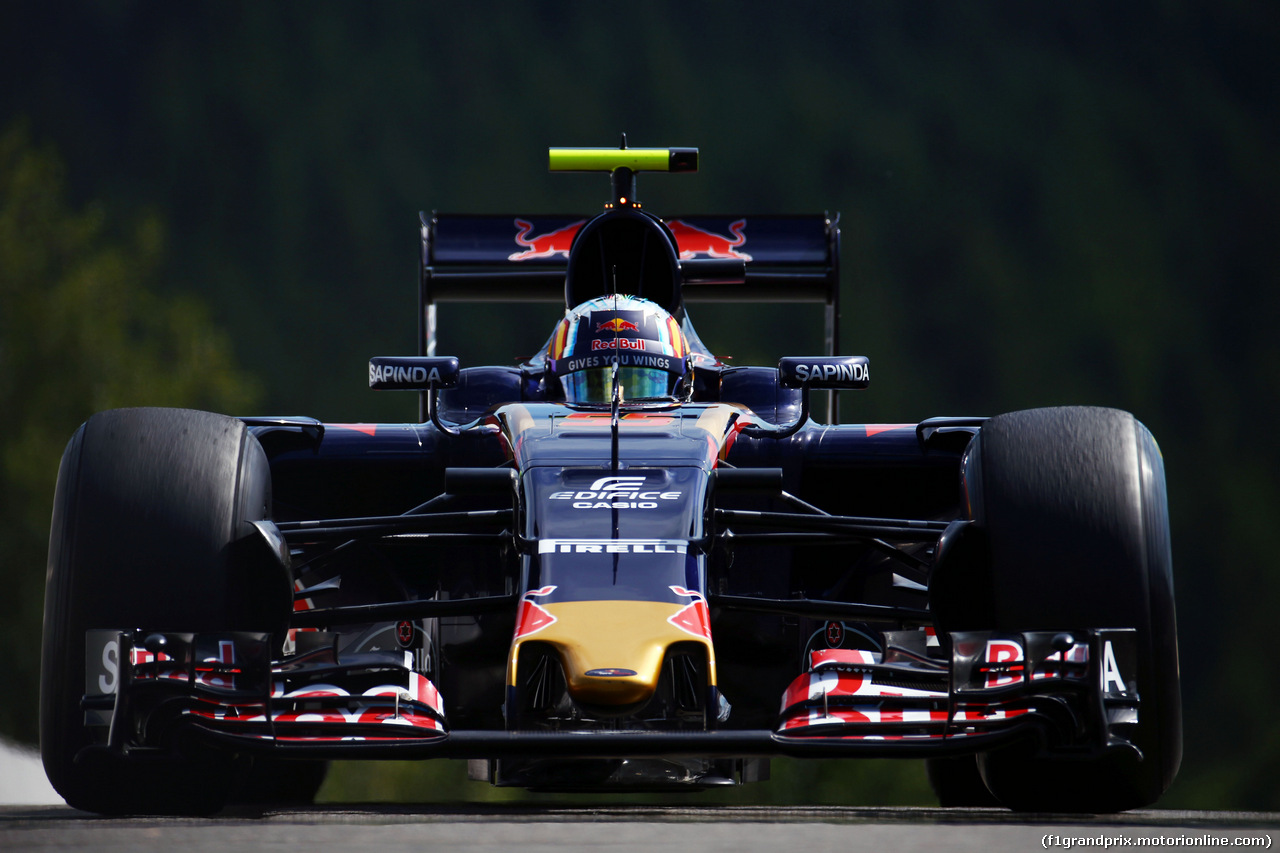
[{"x1": 40, "y1": 146, "x2": 1180, "y2": 815}]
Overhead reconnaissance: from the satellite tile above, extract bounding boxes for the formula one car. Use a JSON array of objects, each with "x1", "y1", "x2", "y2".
[{"x1": 40, "y1": 145, "x2": 1180, "y2": 815}]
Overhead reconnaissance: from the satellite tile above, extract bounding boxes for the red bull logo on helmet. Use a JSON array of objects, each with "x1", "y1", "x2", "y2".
[
  {"x1": 667, "y1": 219, "x2": 752, "y2": 261},
  {"x1": 597, "y1": 318, "x2": 640, "y2": 333},
  {"x1": 509, "y1": 218, "x2": 586, "y2": 261}
]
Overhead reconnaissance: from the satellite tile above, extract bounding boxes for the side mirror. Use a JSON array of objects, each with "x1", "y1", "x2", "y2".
[
  {"x1": 742, "y1": 357, "x2": 871, "y2": 440},
  {"x1": 368, "y1": 356, "x2": 460, "y2": 391},
  {"x1": 778, "y1": 356, "x2": 870, "y2": 390},
  {"x1": 369, "y1": 356, "x2": 464, "y2": 435}
]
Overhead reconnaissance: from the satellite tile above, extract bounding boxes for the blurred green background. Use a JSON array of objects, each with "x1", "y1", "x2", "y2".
[{"x1": 2, "y1": 2, "x2": 1275, "y2": 810}]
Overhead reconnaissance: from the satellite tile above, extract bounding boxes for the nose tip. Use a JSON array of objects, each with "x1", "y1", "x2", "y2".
[{"x1": 509, "y1": 599, "x2": 715, "y2": 708}]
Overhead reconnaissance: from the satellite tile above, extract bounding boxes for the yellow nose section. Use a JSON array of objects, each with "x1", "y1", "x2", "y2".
[{"x1": 509, "y1": 599, "x2": 715, "y2": 706}]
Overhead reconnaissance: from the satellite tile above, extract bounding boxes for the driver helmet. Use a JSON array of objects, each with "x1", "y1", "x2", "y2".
[{"x1": 546, "y1": 295, "x2": 689, "y2": 403}]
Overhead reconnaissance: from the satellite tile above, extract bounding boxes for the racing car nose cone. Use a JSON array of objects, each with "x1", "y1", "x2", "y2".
[{"x1": 510, "y1": 600, "x2": 714, "y2": 706}]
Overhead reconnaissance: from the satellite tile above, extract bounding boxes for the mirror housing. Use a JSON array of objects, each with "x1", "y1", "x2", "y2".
[
  {"x1": 778, "y1": 356, "x2": 870, "y2": 390},
  {"x1": 369, "y1": 356, "x2": 460, "y2": 391}
]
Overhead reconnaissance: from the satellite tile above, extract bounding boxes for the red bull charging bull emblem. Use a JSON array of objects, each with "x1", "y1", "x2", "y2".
[
  {"x1": 511, "y1": 218, "x2": 750, "y2": 262},
  {"x1": 596, "y1": 318, "x2": 639, "y2": 333},
  {"x1": 509, "y1": 219, "x2": 585, "y2": 261},
  {"x1": 667, "y1": 219, "x2": 752, "y2": 261}
]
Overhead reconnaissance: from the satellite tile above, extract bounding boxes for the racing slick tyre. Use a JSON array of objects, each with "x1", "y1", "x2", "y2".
[
  {"x1": 957, "y1": 407, "x2": 1180, "y2": 813},
  {"x1": 925, "y1": 755, "x2": 1001, "y2": 808},
  {"x1": 40, "y1": 408, "x2": 291, "y2": 815},
  {"x1": 232, "y1": 758, "x2": 329, "y2": 805}
]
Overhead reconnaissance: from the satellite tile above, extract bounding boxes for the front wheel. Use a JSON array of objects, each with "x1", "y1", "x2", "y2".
[
  {"x1": 40, "y1": 408, "x2": 290, "y2": 815},
  {"x1": 925, "y1": 755, "x2": 1000, "y2": 808},
  {"x1": 952, "y1": 407, "x2": 1181, "y2": 812}
]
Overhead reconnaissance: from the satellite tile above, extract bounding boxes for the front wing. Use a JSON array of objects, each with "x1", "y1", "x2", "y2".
[{"x1": 80, "y1": 626, "x2": 1142, "y2": 764}]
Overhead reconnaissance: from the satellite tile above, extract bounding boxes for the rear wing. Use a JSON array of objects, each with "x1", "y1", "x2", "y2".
[{"x1": 418, "y1": 212, "x2": 841, "y2": 359}]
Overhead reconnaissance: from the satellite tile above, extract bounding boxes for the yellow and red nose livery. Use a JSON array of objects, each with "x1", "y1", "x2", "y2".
[{"x1": 509, "y1": 592, "x2": 715, "y2": 707}]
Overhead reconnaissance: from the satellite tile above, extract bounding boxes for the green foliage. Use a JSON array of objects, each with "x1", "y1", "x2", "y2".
[
  {"x1": 316, "y1": 758, "x2": 932, "y2": 807},
  {"x1": 0, "y1": 123, "x2": 260, "y2": 742}
]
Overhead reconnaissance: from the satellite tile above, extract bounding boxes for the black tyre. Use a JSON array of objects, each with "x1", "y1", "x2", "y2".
[
  {"x1": 40, "y1": 408, "x2": 290, "y2": 815},
  {"x1": 959, "y1": 406, "x2": 1180, "y2": 812},
  {"x1": 925, "y1": 755, "x2": 1001, "y2": 808},
  {"x1": 233, "y1": 758, "x2": 329, "y2": 806}
]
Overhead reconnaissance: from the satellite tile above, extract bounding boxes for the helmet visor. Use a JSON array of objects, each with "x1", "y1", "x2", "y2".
[{"x1": 561, "y1": 366, "x2": 675, "y2": 403}]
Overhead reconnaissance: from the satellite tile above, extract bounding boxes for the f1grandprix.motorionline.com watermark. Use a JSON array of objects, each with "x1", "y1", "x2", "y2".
[{"x1": 1043, "y1": 835, "x2": 1271, "y2": 849}]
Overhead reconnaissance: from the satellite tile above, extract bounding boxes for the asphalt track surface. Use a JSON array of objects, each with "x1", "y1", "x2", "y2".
[{"x1": 3, "y1": 804, "x2": 1277, "y2": 853}]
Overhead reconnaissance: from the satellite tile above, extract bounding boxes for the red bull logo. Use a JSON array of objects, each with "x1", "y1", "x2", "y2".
[
  {"x1": 513, "y1": 586, "x2": 558, "y2": 640},
  {"x1": 667, "y1": 219, "x2": 752, "y2": 261},
  {"x1": 509, "y1": 218, "x2": 585, "y2": 261},
  {"x1": 667, "y1": 586, "x2": 712, "y2": 641},
  {"x1": 596, "y1": 318, "x2": 639, "y2": 333}
]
